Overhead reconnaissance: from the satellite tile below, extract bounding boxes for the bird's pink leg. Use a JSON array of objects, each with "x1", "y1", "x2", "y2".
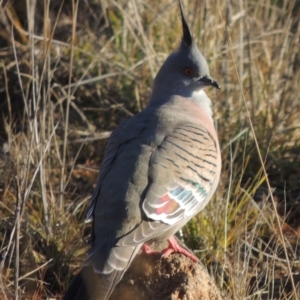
[
  {"x1": 162, "y1": 236, "x2": 198, "y2": 262},
  {"x1": 142, "y1": 235, "x2": 198, "y2": 262},
  {"x1": 141, "y1": 243, "x2": 160, "y2": 255}
]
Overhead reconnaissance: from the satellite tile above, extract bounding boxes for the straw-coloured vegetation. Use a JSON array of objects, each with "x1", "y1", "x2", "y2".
[{"x1": 0, "y1": 0, "x2": 299, "y2": 299}]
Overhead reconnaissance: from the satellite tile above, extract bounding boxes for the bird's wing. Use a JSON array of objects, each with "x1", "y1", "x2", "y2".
[
  {"x1": 144, "y1": 123, "x2": 219, "y2": 224},
  {"x1": 120, "y1": 122, "x2": 220, "y2": 246},
  {"x1": 86, "y1": 121, "x2": 127, "y2": 220}
]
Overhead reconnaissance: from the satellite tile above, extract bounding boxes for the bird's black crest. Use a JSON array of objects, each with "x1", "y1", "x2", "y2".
[{"x1": 179, "y1": 0, "x2": 193, "y2": 46}]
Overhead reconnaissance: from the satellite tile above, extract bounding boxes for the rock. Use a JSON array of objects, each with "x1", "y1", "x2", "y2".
[{"x1": 110, "y1": 250, "x2": 225, "y2": 300}]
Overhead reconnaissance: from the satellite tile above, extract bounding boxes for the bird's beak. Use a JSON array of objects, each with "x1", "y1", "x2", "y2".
[{"x1": 199, "y1": 75, "x2": 221, "y2": 89}]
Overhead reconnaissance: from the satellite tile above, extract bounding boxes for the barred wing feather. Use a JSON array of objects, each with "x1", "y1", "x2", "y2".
[{"x1": 143, "y1": 124, "x2": 218, "y2": 226}]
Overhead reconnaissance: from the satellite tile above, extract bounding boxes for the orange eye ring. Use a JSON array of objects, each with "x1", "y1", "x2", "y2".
[{"x1": 182, "y1": 67, "x2": 194, "y2": 77}]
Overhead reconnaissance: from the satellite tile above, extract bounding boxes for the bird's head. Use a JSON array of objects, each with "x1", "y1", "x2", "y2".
[{"x1": 151, "y1": 1, "x2": 220, "y2": 101}]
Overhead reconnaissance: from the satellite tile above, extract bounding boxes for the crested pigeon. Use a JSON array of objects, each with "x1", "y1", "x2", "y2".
[{"x1": 64, "y1": 1, "x2": 221, "y2": 299}]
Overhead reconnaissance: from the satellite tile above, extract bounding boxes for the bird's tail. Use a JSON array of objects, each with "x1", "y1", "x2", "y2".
[
  {"x1": 63, "y1": 266, "x2": 124, "y2": 300},
  {"x1": 63, "y1": 244, "x2": 142, "y2": 300}
]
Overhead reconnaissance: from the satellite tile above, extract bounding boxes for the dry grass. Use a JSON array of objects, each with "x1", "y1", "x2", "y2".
[{"x1": 0, "y1": 0, "x2": 299, "y2": 299}]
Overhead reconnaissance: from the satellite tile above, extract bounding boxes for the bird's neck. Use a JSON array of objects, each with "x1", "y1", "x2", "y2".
[
  {"x1": 149, "y1": 89, "x2": 213, "y2": 118},
  {"x1": 190, "y1": 90, "x2": 213, "y2": 117}
]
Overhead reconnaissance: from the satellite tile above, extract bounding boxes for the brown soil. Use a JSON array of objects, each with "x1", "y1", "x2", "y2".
[{"x1": 110, "y1": 251, "x2": 225, "y2": 300}]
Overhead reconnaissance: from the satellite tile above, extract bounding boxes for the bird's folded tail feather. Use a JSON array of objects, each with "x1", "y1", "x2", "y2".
[{"x1": 64, "y1": 244, "x2": 142, "y2": 300}]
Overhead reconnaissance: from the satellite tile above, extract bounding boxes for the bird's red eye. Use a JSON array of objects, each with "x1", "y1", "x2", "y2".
[{"x1": 182, "y1": 67, "x2": 194, "y2": 77}]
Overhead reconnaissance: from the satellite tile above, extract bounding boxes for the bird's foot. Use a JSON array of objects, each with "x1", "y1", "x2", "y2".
[
  {"x1": 142, "y1": 235, "x2": 198, "y2": 262},
  {"x1": 162, "y1": 235, "x2": 198, "y2": 262},
  {"x1": 142, "y1": 243, "x2": 160, "y2": 255}
]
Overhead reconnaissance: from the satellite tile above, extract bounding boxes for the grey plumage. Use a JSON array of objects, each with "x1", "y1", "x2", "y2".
[{"x1": 64, "y1": 1, "x2": 221, "y2": 299}]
